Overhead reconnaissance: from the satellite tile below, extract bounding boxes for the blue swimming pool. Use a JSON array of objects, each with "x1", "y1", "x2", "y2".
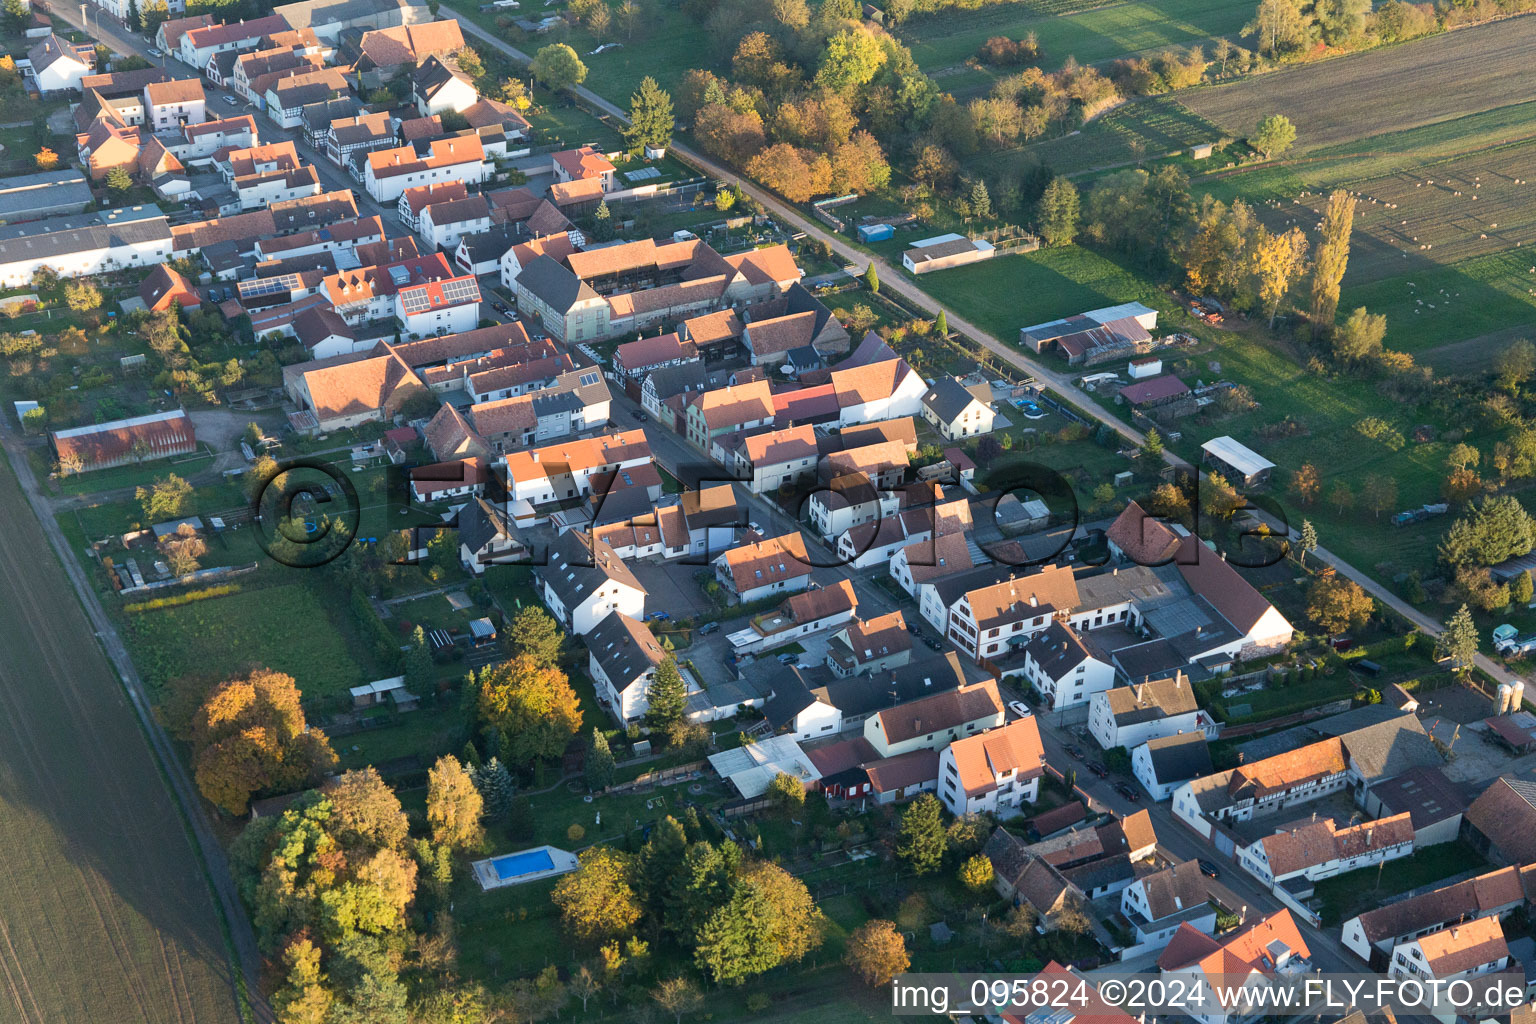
[{"x1": 491, "y1": 848, "x2": 556, "y2": 881}]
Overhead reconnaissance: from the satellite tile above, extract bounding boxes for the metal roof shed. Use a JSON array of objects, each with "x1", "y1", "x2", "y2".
[{"x1": 1201, "y1": 435, "x2": 1275, "y2": 486}]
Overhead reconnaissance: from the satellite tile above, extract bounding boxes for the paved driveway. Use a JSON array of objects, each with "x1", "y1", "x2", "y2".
[{"x1": 630, "y1": 560, "x2": 713, "y2": 620}]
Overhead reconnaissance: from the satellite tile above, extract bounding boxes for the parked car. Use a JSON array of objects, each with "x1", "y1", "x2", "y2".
[
  {"x1": 146, "y1": 47, "x2": 162, "y2": 57},
  {"x1": 648, "y1": 611, "x2": 670, "y2": 622},
  {"x1": 631, "y1": 410, "x2": 648, "y2": 421},
  {"x1": 1066, "y1": 744, "x2": 1085, "y2": 760},
  {"x1": 1198, "y1": 860, "x2": 1221, "y2": 878},
  {"x1": 698, "y1": 621, "x2": 721, "y2": 635},
  {"x1": 1116, "y1": 783, "x2": 1141, "y2": 802},
  {"x1": 777, "y1": 652, "x2": 798, "y2": 664},
  {"x1": 222, "y1": 94, "x2": 238, "y2": 106},
  {"x1": 1007, "y1": 700, "x2": 1031, "y2": 718},
  {"x1": 1086, "y1": 761, "x2": 1108, "y2": 778}
]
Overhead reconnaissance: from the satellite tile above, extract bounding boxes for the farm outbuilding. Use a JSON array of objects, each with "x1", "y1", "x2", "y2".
[
  {"x1": 901, "y1": 233, "x2": 995, "y2": 274},
  {"x1": 1201, "y1": 435, "x2": 1275, "y2": 487},
  {"x1": 708, "y1": 735, "x2": 821, "y2": 798},
  {"x1": 51, "y1": 409, "x2": 197, "y2": 474},
  {"x1": 349, "y1": 676, "x2": 419, "y2": 710}
]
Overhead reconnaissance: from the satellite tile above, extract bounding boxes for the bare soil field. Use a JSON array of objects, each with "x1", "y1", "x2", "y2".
[
  {"x1": 1180, "y1": 17, "x2": 1536, "y2": 150},
  {"x1": 0, "y1": 454, "x2": 238, "y2": 1023}
]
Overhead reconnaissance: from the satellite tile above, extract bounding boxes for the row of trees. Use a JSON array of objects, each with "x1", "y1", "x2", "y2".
[{"x1": 1245, "y1": 0, "x2": 1437, "y2": 57}]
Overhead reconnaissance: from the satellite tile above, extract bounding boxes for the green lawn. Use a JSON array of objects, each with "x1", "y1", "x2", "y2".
[
  {"x1": 912, "y1": 244, "x2": 1175, "y2": 342},
  {"x1": 902, "y1": 0, "x2": 1253, "y2": 78},
  {"x1": 1313, "y1": 840, "x2": 1489, "y2": 925},
  {"x1": 122, "y1": 582, "x2": 378, "y2": 701},
  {"x1": 335, "y1": 704, "x2": 471, "y2": 771},
  {"x1": 1340, "y1": 247, "x2": 1536, "y2": 354}
]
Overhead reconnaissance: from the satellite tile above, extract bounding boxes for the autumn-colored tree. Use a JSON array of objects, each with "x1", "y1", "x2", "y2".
[
  {"x1": 160, "y1": 521, "x2": 207, "y2": 575},
  {"x1": 426, "y1": 754, "x2": 486, "y2": 852},
  {"x1": 192, "y1": 669, "x2": 337, "y2": 814},
  {"x1": 1305, "y1": 570, "x2": 1374, "y2": 636},
  {"x1": 34, "y1": 147, "x2": 59, "y2": 170},
  {"x1": 271, "y1": 938, "x2": 332, "y2": 1024},
  {"x1": 652, "y1": 977, "x2": 704, "y2": 1024},
  {"x1": 323, "y1": 766, "x2": 410, "y2": 853},
  {"x1": 746, "y1": 143, "x2": 833, "y2": 202},
  {"x1": 1146, "y1": 481, "x2": 1192, "y2": 524},
  {"x1": 694, "y1": 861, "x2": 824, "y2": 983},
  {"x1": 692, "y1": 103, "x2": 766, "y2": 166},
  {"x1": 845, "y1": 919, "x2": 910, "y2": 986},
  {"x1": 1200, "y1": 471, "x2": 1245, "y2": 521},
  {"x1": 1309, "y1": 189, "x2": 1355, "y2": 331},
  {"x1": 552, "y1": 846, "x2": 642, "y2": 943},
  {"x1": 1443, "y1": 468, "x2": 1483, "y2": 504},
  {"x1": 1291, "y1": 463, "x2": 1321, "y2": 506},
  {"x1": 959, "y1": 853, "x2": 994, "y2": 893},
  {"x1": 1250, "y1": 224, "x2": 1309, "y2": 327},
  {"x1": 64, "y1": 279, "x2": 103, "y2": 312},
  {"x1": 478, "y1": 653, "x2": 583, "y2": 767}
]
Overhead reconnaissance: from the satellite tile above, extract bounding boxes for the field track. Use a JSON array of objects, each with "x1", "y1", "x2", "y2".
[
  {"x1": 1181, "y1": 16, "x2": 1536, "y2": 149},
  {"x1": 0, "y1": 448, "x2": 240, "y2": 1023}
]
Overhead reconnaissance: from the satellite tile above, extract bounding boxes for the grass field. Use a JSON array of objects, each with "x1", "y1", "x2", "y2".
[
  {"x1": 0, "y1": 453, "x2": 239, "y2": 1021},
  {"x1": 912, "y1": 244, "x2": 1175, "y2": 341},
  {"x1": 1179, "y1": 17, "x2": 1536, "y2": 151},
  {"x1": 123, "y1": 583, "x2": 377, "y2": 701},
  {"x1": 1313, "y1": 840, "x2": 1487, "y2": 925},
  {"x1": 986, "y1": 99, "x2": 1225, "y2": 176},
  {"x1": 902, "y1": 0, "x2": 1253, "y2": 80}
]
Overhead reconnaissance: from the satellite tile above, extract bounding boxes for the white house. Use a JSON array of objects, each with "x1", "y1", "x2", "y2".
[
  {"x1": 414, "y1": 54, "x2": 478, "y2": 116},
  {"x1": 938, "y1": 716, "x2": 1044, "y2": 818},
  {"x1": 394, "y1": 271, "x2": 481, "y2": 339},
  {"x1": 586, "y1": 611, "x2": 669, "y2": 723},
  {"x1": 28, "y1": 35, "x2": 91, "y2": 94},
  {"x1": 1088, "y1": 674, "x2": 1215, "y2": 751},
  {"x1": 1132, "y1": 733, "x2": 1213, "y2": 801},
  {"x1": 1014, "y1": 621, "x2": 1116, "y2": 712},
  {"x1": 144, "y1": 78, "x2": 206, "y2": 133},
  {"x1": 1236, "y1": 812, "x2": 1415, "y2": 892},
  {"x1": 539, "y1": 531, "x2": 647, "y2": 635},
  {"x1": 1159, "y1": 911, "x2": 1312, "y2": 1024},
  {"x1": 1341, "y1": 864, "x2": 1536, "y2": 966},
  {"x1": 1121, "y1": 861, "x2": 1221, "y2": 950},
  {"x1": 831, "y1": 358, "x2": 927, "y2": 426},
  {"x1": 417, "y1": 194, "x2": 491, "y2": 253},
  {"x1": 713, "y1": 533, "x2": 813, "y2": 605},
  {"x1": 864, "y1": 679, "x2": 1005, "y2": 759},
  {"x1": 920, "y1": 376, "x2": 995, "y2": 441},
  {"x1": 760, "y1": 666, "x2": 843, "y2": 743},
  {"x1": 1388, "y1": 916, "x2": 1509, "y2": 981},
  {"x1": 364, "y1": 137, "x2": 487, "y2": 204}
]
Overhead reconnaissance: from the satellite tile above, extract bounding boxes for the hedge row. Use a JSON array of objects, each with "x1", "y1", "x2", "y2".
[{"x1": 123, "y1": 584, "x2": 241, "y2": 614}]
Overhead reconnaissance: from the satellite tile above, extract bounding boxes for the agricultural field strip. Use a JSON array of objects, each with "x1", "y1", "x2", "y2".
[
  {"x1": 1179, "y1": 16, "x2": 1536, "y2": 150},
  {"x1": 0, "y1": 456, "x2": 236, "y2": 1023}
]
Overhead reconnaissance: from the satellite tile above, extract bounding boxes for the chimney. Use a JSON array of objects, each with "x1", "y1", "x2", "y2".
[
  {"x1": 1452, "y1": 926, "x2": 1460, "y2": 939},
  {"x1": 1366, "y1": 828, "x2": 1374, "y2": 845},
  {"x1": 1030, "y1": 594, "x2": 1038, "y2": 607},
  {"x1": 913, "y1": 718, "x2": 921, "y2": 733}
]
